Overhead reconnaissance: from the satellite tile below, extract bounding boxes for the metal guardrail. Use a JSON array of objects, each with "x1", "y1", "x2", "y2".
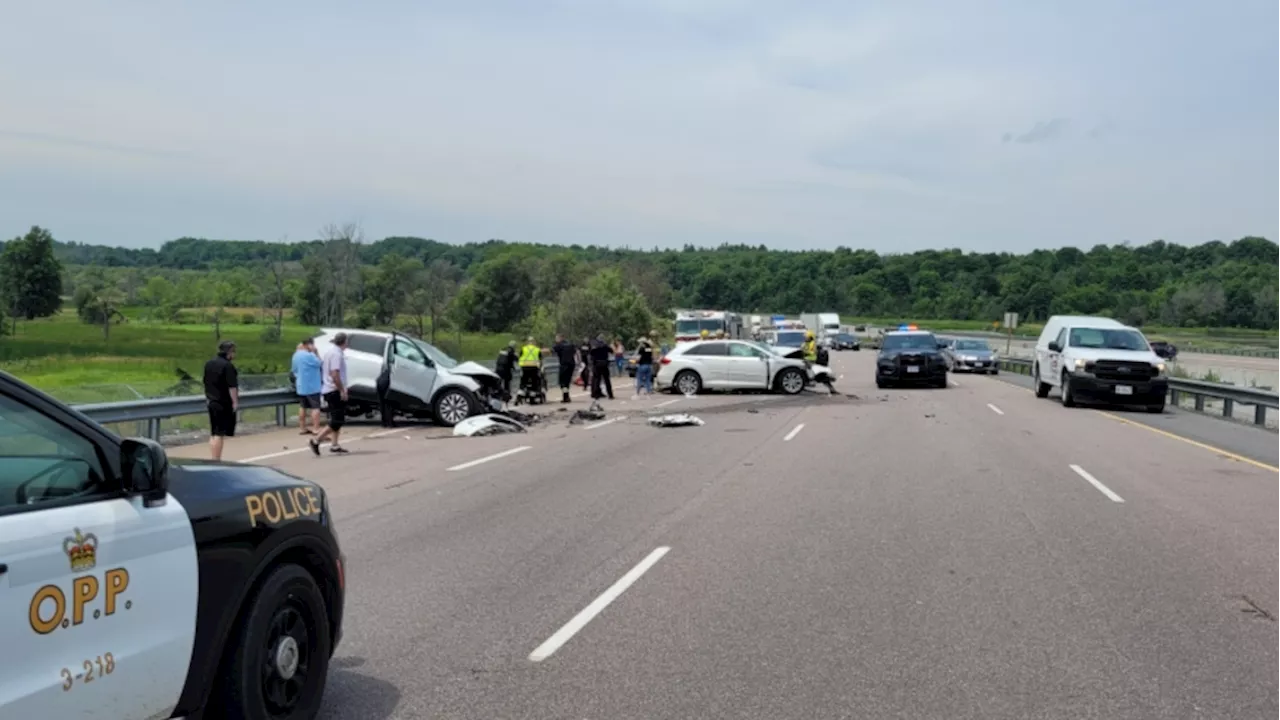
[
  {"x1": 73, "y1": 389, "x2": 298, "y2": 440},
  {"x1": 998, "y1": 357, "x2": 1279, "y2": 426},
  {"x1": 938, "y1": 329, "x2": 1278, "y2": 359}
]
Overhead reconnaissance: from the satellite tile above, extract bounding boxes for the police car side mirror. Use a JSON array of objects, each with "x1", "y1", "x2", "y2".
[{"x1": 121, "y1": 437, "x2": 170, "y2": 508}]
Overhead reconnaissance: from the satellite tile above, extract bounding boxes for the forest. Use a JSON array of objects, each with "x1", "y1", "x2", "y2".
[{"x1": 2, "y1": 226, "x2": 1277, "y2": 349}]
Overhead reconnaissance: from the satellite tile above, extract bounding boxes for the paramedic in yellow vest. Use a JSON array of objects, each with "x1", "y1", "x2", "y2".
[
  {"x1": 518, "y1": 336, "x2": 542, "y2": 394},
  {"x1": 802, "y1": 330, "x2": 818, "y2": 362}
]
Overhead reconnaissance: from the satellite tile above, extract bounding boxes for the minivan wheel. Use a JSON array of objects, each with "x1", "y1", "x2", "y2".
[
  {"x1": 1034, "y1": 364, "x2": 1050, "y2": 398},
  {"x1": 777, "y1": 368, "x2": 805, "y2": 395},
  {"x1": 674, "y1": 370, "x2": 703, "y2": 395},
  {"x1": 1060, "y1": 372, "x2": 1076, "y2": 407},
  {"x1": 433, "y1": 388, "x2": 475, "y2": 427}
]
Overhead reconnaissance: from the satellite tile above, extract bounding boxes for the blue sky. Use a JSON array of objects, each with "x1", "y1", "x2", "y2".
[{"x1": 1, "y1": 0, "x2": 1275, "y2": 253}]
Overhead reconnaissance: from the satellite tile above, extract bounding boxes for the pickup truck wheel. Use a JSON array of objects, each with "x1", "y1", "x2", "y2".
[
  {"x1": 221, "y1": 564, "x2": 331, "y2": 720},
  {"x1": 1060, "y1": 372, "x2": 1076, "y2": 407},
  {"x1": 433, "y1": 388, "x2": 475, "y2": 427},
  {"x1": 777, "y1": 368, "x2": 805, "y2": 395},
  {"x1": 1034, "y1": 364, "x2": 1050, "y2": 398}
]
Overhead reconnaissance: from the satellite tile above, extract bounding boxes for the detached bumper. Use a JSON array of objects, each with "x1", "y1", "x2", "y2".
[{"x1": 1066, "y1": 372, "x2": 1168, "y2": 404}]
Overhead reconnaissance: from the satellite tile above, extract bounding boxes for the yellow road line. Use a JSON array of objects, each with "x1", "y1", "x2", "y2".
[{"x1": 1098, "y1": 411, "x2": 1279, "y2": 473}]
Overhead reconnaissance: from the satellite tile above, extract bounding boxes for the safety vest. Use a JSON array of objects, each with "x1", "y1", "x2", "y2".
[
  {"x1": 803, "y1": 340, "x2": 817, "y2": 361},
  {"x1": 519, "y1": 344, "x2": 541, "y2": 367}
]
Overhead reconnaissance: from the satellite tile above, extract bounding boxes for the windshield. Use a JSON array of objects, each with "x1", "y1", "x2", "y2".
[
  {"x1": 676, "y1": 319, "x2": 724, "y2": 335},
  {"x1": 823, "y1": 323, "x2": 840, "y2": 330},
  {"x1": 882, "y1": 333, "x2": 940, "y2": 351},
  {"x1": 411, "y1": 337, "x2": 459, "y2": 369},
  {"x1": 954, "y1": 340, "x2": 990, "y2": 351},
  {"x1": 1068, "y1": 328, "x2": 1150, "y2": 351},
  {"x1": 775, "y1": 331, "x2": 806, "y2": 346}
]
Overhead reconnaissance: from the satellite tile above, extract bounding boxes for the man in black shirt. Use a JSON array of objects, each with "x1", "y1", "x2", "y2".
[
  {"x1": 588, "y1": 332, "x2": 614, "y2": 400},
  {"x1": 552, "y1": 333, "x2": 578, "y2": 403},
  {"x1": 203, "y1": 340, "x2": 240, "y2": 461}
]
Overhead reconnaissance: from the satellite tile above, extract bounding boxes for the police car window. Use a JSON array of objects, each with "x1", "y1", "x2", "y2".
[
  {"x1": 393, "y1": 340, "x2": 427, "y2": 364},
  {"x1": 728, "y1": 343, "x2": 763, "y2": 358},
  {"x1": 346, "y1": 333, "x2": 387, "y2": 356},
  {"x1": 0, "y1": 393, "x2": 105, "y2": 509}
]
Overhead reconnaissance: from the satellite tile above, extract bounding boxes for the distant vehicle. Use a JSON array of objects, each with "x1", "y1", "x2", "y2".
[
  {"x1": 1032, "y1": 316, "x2": 1167, "y2": 413},
  {"x1": 875, "y1": 330, "x2": 949, "y2": 389},
  {"x1": 800, "y1": 313, "x2": 841, "y2": 339},
  {"x1": 945, "y1": 338, "x2": 998, "y2": 374},
  {"x1": 831, "y1": 332, "x2": 860, "y2": 351},
  {"x1": 655, "y1": 339, "x2": 833, "y2": 395},
  {"x1": 674, "y1": 310, "x2": 744, "y2": 343},
  {"x1": 1149, "y1": 341, "x2": 1179, "y2": 360},
  {"x1": 313, "y1": 328, "x2": 505, "y2": 426},
  {"x1": 854, "y1": 324, "x2": 866, "y2": 332}
]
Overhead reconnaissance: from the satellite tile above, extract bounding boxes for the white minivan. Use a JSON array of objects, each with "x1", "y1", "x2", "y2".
[{"x1": 1032, "y1": 315, "x2": 1168, "y2": 413}]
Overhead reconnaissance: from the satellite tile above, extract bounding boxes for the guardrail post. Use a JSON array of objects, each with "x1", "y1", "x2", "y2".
[
  {"x1": 1194, "y1": 395, "x2": 1205, "y2": 412},
  {"x1": 1222, "y1": 398, "x2": 1233, "y2": 419},
  {"x1": 147, "y1": 418, "x2": 161, "y2": 440},
  {"x1": 276, "y1": 404, "x2": 287, "y2": 427},
  {"x1": 1255, "y1": 405, "x2": 1267, "y2": 426},
  {"x1": 1170, "y1": 388, "x2": 1181, "y2": 407}
]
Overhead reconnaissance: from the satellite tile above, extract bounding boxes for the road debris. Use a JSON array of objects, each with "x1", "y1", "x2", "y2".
[
  {"x1": 453, "y1": 414, "x2": 528, "y2": 437},
  {"x1": 568, "y1": 401, "x2": 607, "y2": 425},
  {"x1": 649, "y1": 413, "x2": 705, "y2": 428}
]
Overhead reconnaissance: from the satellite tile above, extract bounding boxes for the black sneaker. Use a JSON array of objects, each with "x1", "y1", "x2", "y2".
[
  {"x1": 308, "y1": 438, "x2": 321, "y2": 456},
  {"x1": 329, "y1": 446, "x2": 349, "y2": 454}
]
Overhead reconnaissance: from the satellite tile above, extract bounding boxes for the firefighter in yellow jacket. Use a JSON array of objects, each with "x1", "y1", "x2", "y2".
[
  {"x1": 518, "y1": 336, "x2": 542, "y2": 396},
  {"x1": 802, "y1": 330, "x2": 818, "y2": 362}
]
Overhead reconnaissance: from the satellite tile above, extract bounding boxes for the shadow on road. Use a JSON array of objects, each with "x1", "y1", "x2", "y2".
[{"x1": 319, "y1": 656, "x2": 403, "y2": 720}]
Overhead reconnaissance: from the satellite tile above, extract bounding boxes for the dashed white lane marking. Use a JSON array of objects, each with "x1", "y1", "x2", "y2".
[
  {"x1": 986, "y1": 403, "x2": 1005, "y2": 415},
  {"x1": 951, "y1": 379, "x2": 961, "y2": 387},
  {"x1": 448, "y1": 445, "x2": 532, "y2": 472},
  {"x1": 654, "y1": 398, "x2": 681, "y2": 408},
  {"x1": 529, "y1": 546, "x2": 671, "y2": 662},
  {"x1": 1070, "y1": 464, "x2": 1125, "y2": 503},
  {"x1": 783, "y1": 423, "x2": 805, "y2": 442},
  {"x1": 240, "y1": 426, "x2": 410, "y2": 463},
  {"x1": 584, "y1": 417, "x2": 626, "y2": 430}
]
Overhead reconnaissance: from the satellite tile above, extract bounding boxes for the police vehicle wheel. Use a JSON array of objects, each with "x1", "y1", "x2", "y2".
[
  {"x1": 777, "y1": 368, "x2": 805, "y2": 395},
  {"x1": 434, "y1": 389, "x2": 475, "y2": 427},
  {"x1": 223, "y1": 564, "x2": 331, "y2": 720}
]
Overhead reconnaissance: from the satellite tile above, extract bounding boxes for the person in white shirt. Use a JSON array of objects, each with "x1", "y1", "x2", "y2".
[{"x1": 309, "y1": 333, "x2": 350, "y2": 455}]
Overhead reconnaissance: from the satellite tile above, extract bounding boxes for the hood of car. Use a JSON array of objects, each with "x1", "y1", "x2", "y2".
[
  {"x1": 449, "y1": 361, "x2": 500, "y2": 380},
  {"x1": 772, "y1": 345, "x2": 805, "y2": 359}
]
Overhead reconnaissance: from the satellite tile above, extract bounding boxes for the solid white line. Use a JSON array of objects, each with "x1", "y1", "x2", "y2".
[
  {"x1": 448, "y1": 445, "x2": 532, "y2": 472},
  {"x1": 528, "y1": 547, "x2": 670, "y2": 662},
  {"x1": 654, "y1": 398, "x2": 681, "y2": 408},
  {"x1": 584, "y1": 416, "x2": 625, "y2": 430},
  {"x1": 1070, "y1": 464, "x2": 1125, "y2": 503},
  {"x1": 783, "y1": 423, "x2": 805, "y2": 442},
  {"x1": 986, "y1": 403, "x2": 1005, "y2": 415}
]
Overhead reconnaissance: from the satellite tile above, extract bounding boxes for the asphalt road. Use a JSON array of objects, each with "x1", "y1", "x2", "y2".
[{"x1": 183, "y1": 352, "x2": 1278, "y2": 720}]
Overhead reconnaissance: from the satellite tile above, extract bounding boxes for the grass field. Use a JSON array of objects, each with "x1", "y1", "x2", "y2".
[{"x1": 0, "y1": 307, "x2": 512, "y2": 403}]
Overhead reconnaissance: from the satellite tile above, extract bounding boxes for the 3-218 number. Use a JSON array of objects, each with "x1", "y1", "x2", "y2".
[{"x1": 60, "y1": 653, "x2": 115, "y2": 691}]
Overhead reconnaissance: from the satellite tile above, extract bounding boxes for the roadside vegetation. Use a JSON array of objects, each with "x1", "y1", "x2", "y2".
[{"x1": 0, "y1": 223, "x2": 1275, "y2": 399}]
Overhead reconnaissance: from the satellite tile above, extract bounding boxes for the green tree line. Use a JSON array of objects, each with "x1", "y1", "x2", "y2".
[{"x1": 2, "y1": 225, "x2": 1276, "y2": 343}]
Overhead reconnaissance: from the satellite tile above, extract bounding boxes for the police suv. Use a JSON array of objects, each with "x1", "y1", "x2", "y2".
[{"x1": 0, "y1": 370, "x2": 345, "y2": 719}]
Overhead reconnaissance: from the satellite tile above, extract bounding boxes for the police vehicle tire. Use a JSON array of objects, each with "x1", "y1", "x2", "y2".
[
  {"x1": 221, "y1": 563, "x2": 332, "y2": 720},
  {"x1": 433, "y1": 388, "x2": 475, "y2": 427},
  {"x1": 777, "y1": 368, "x2": 805, "y2": 395}
]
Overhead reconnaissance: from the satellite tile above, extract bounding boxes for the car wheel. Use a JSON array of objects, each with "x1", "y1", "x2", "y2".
[
  {"x1": 777, "y1": 368, "x2": 806, "y2": 395},
  {"x1": 221, "y1": 564, "x2": 331, "y2": 720},
  {"x1": 875, "y1": 378, "x2": 887, "y2": 389},
  {"x1": 1146, "y1": 403, "x2": 1165, "y2": 414},
  {"x1": 674, "y1": 370, "x2": 703, "y2": 395},
  {"x1": 934, "y1": 376, "x2": 948, "y2": 389},
  {"x1": 433, "y1": 388, "x2": 475, "y2": 427},
  {"x1": 1034, "y1": 365, "x2": 1050, "y2": 398},
  {"x1": 1060, "y1": 372, "x2": 1076, "y2": 407}
]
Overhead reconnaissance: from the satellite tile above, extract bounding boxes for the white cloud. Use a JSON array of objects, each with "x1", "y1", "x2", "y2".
[{"x1": 0, "y1": 0, "x2": 1274, "y2": 251}]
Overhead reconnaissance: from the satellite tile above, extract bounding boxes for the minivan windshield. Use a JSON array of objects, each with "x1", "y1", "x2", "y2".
[
  {"x1": 1068, "y1": 328, "x2": 1149, "y2": 351},
  {"x1": 882, "y1": 333, "x2": 940, "y2": 351}
]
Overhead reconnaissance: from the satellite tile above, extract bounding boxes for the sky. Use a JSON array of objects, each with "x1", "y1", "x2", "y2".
[{"x1": 0, "y1": 0, "x2": 1276, "y2": 254}]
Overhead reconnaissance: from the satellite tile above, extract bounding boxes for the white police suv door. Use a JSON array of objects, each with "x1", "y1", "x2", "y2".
[{"x1": 0, "y1": 389, "x2": 199, "y2": 720}]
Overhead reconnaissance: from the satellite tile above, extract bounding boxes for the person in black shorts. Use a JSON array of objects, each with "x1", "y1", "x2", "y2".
[
  {"x1": 310, "y1": 332, "x2": 350, "y2": 455},
  {"x1": 203, "y1": 340, "x2": 239, "y2": 461}
]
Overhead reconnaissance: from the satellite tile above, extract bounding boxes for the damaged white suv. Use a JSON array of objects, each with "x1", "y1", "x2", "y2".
[{"x1": 312, "y1": 328, "x2": 505, "y2": 426}]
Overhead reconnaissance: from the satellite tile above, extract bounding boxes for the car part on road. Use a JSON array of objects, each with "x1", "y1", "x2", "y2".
[
  {"x1": 453, "y1": 414, "x2": 529, "y2": 437},
  {"x1": 569, "y1": 401, "x2": 607, "y2": 425},
  {"x1": 649, "y1": 413, "x2": 705, "y2": 427}
]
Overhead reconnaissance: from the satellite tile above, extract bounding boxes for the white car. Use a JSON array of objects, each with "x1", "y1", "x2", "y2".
[
  {"x1": 313, "y1": 328, "x2": 505, "y2": 426},
  {"x1": 655, "y1": 339, "x2": 834, "y2": 395}
]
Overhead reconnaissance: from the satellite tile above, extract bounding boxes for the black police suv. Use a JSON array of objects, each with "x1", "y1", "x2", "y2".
[{"x1": 875, "y1": 330, "x2": 949, "y2": 388}]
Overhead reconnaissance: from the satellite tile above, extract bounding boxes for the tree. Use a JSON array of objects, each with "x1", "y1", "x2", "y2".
[
  {"x1": 71, "y1": 270, "x2": 126, "y2": 340},
  {"x1": 549, "y1": 268, "x2": 655, "y2": 343},
  {"x1": 0, "y1": 225, "x2": 64, "y2": 332},
  {"x1": 261, "y1": 249, "x2": 290, "y2": 341}
]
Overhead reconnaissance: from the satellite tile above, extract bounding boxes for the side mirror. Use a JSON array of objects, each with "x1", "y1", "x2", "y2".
[
  {"x1": 121, "y1": 437, "x2": 170, "y2": 508},
  {"x1": 1048, "y1": 341, "x2": 1061, "y2": 352}
]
